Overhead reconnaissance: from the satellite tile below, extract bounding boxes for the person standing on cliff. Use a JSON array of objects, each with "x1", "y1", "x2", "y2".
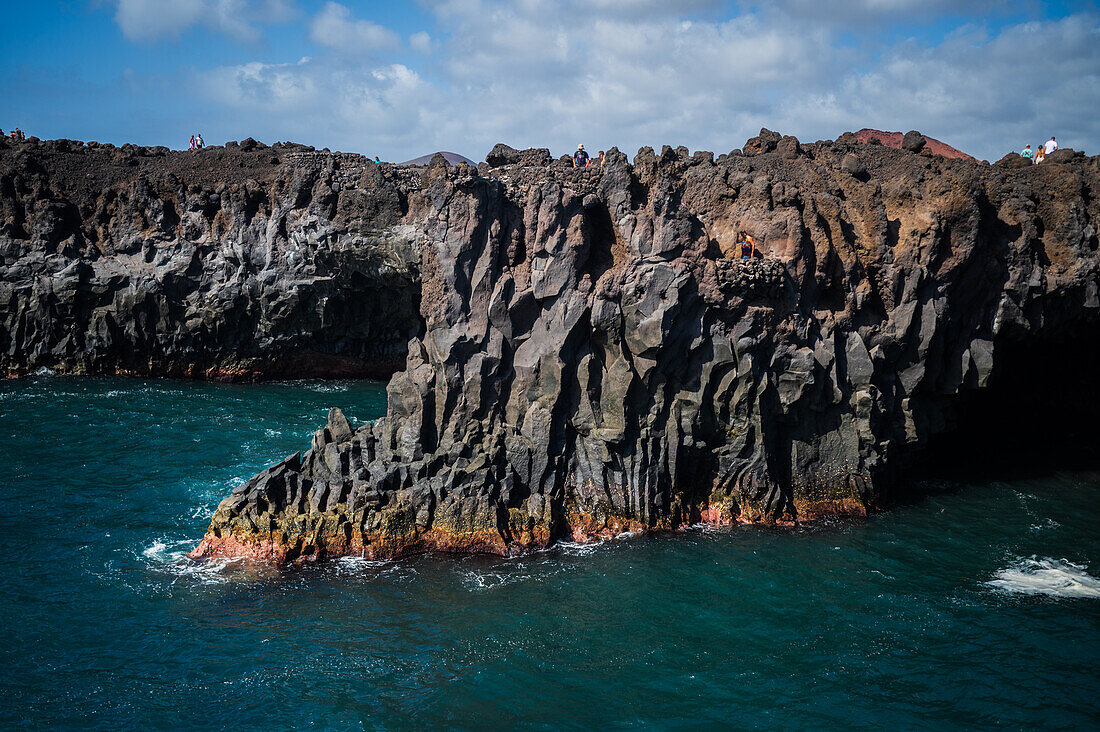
[
  {"x1": 1021, "y1": 144, "x2": 1033, "y2": 160},
  {"x1": 739, "y1": 232, "x2": 757, "y2": 259},
  {"x1": 573, "y1": 144, "x2": 589, "y2": 168},
  {"x1": 196, "y1": 133, "x2": 204, "y2": 149},
  {"x1": 1044, "y1": 136, "x2": 1058, "y2": 155},
  {"x1": 1034, "y1": 144, "x2": 1045, "y2": 164},
  {"x1": 189, "y1": 135, "x2": 196, "y2": 150}
]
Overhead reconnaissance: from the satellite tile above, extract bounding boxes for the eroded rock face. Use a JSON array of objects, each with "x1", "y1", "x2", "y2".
[
  {"x1": 183, "y1": 135, "x2": 1100, "y2": 562},
  {"x1": 0, "y1": 138, "x2": 422, "y2": 379}
]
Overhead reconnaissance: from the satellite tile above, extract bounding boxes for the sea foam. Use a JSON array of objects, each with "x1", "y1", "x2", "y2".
[{"x1": 987, "y1": 557, "x2": 1100, "y2": 599}]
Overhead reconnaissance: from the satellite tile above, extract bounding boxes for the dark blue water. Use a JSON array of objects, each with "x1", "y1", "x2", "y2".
[{"x1": 2, "y1": 377, "x2": 1098, "y2": 730}]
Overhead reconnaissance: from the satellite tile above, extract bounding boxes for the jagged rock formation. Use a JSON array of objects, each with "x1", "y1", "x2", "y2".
[
  {"x1": 182, "y1": 130, "x2": 1100, "y2": 562},
  {"x1": 0, "y1": 137, "x2": 422, "y2": 379},
  {"x1": 4, "y1": 131, "x2": 1097, "y2": 560}
]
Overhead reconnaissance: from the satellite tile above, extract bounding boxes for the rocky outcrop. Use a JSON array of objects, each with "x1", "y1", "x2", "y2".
[
  {"x1": 0, "y1": 137, "x2": 422, "y2": 379},
  {"x1": 184, "y1": 132, "x2": 1100, "y2": 562},
  {"x1": 485, "y1": 144, "x2": 552, "y2": 168},
  {"x1": 901, "y1": 130, "x2": 927, "y2": 153}
]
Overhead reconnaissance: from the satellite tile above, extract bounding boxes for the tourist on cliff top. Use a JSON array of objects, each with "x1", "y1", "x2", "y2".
[
  {"x1": 189, "y1": 135, "x2": 196, "y2": 150},
  {"x1": 739, "y1": 233, "x2": 757, "y2": 259},
  {"x1": 196, "y1": 133, "x2": 204, "y2": 148},
  {"x1": 573, "y1": 144, "x2": 590, "y2": 168},
  {"x1": 1044, "y1": 136, "x2": 1058, "y2": 155},
  {"x1": 1034, "y1": 144, "x2": 1045, "y2": 164},
  {"x1": 374, "y1": 156, "x2": 381, "y2": 164},
  {"x1": 1021, "y1": 144, "x2": 1033, "y2": 160},
  {"x1": 598, "y1": 150, "x2": 606, "y2": 167}
]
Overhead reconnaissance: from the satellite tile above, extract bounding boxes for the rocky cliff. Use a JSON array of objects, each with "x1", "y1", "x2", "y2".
[
  {"x1": 0, "y1": 137, "x2": 422, "y2": 379},
  {"x1": 3, "y1": 131, "x2": 1097, "y2": 561}
]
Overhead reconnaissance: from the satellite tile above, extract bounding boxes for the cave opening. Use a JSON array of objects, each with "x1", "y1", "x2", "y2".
[{"x1": 910, "y1": 322, "x2": 1100, "y2": 487}]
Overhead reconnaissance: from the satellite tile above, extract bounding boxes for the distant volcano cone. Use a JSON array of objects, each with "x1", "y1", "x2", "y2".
[
  {"x1": 398, "y1": 151, "x2": 476, "y2": 166},
  {"x1": 853, "y1": 129, "x2": 972, "y2": 159}
]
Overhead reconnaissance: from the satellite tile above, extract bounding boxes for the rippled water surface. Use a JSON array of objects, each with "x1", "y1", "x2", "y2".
[{"x1": 2, "y1": 377, "x2": 1098, "y2": 730}]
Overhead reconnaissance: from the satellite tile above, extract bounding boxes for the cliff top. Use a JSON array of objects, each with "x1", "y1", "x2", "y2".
[{"x1": 1, "y1": 128, "x2": 1092, "y2": 208}]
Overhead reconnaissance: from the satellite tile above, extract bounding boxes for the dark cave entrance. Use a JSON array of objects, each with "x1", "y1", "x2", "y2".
[{"x1": 910, "y1": 322, "x2": 1100, "y2": 486}]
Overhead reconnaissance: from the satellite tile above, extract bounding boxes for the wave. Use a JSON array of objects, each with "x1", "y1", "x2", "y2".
[
  {"x1": 987, "y1": 557, "x2": 1100, "y2": 599},
  {"x1": 554, "y1": 539, "x2": 607, "y2": 556},
  {"x1": 330, "y1": 555, "x2": 393, "y2": 575},
  {"x1": 140, "y1": 537, "x2": 269, "y2": 584},
  {"x1": 462, "y1": 570, "x2": 514, "y2": 590}
]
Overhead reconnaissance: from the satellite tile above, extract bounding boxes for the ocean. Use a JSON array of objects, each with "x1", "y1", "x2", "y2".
[{"x1": 2, "y1": 376, "x2": 1098, "y2": 730}]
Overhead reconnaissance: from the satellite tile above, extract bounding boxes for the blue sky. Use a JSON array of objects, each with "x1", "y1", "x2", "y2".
[{"x1": 2, "y1": 1, "x2": 1098, "y2": 162}]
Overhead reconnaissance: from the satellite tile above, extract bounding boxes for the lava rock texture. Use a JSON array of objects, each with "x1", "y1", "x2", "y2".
[
  {"x1": 5, "y1": 130, "x2": 1096, "y2": 561},
  {"x1": 0, "y1": 137, "x2": 422, "y2": 379}
]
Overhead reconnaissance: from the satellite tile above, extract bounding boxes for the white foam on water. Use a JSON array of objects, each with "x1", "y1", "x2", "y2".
[
  {"x1": 330, "y1": 555, "x2": 393, "y2": 575},
  {"x1": 461, "y1": 568, "x2": 540, "y2": 591},
  {"x1": 143, "y1": 540, "x2": 167, "y2": 558},
  {"x1": 140, "y1": 537, "x2": 263, "y2": 585},
  {"x1": 1028, "y1": 518, "x2": 1061, "y2": 533},
  {"x1": 189, "y1": 504, "x2": 213, "y2": 519},
  {"x1": 987, "y1": 557, "x2": 1100, "y2": 599},
  {"x1": 555, "y1": 539, "x2": 606, "y2": 556},
  {"x1": 463, "y1": 570, "x2": 506, "y2": 590},
  {"x1": 686, "y1": 522, "x2": 731, "y2": 534}
]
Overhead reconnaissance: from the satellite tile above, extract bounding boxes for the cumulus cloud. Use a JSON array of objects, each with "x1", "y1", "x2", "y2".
[
  {"x1": 308, "y1": 2, "x2": 401, "y2": 55},
  {"x1": 112, "y1": 0, "x2": 294, "y2": 42},
  {"x1": 195, "y1": 56, "x2": 443, "y2": 156},
  {"x1": 179, "y1": 1, "x2": 1099, "y2": 162},
  {"x1": 784, "y1": 15, "x2": 1100, "y2": 159},
  {"x1": 409, "y1": 31, "x2": 433, "y2": 55}
]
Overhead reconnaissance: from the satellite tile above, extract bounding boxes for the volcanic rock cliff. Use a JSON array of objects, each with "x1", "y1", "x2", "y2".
[
  {"x1": 3, "y1": 131, "x2": 1098, "y2": 560},
  {"x1": 0, "y1": 137, "x2": 421, "y2": 379}
]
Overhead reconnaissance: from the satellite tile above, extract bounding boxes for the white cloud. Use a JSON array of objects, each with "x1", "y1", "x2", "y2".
[
  {"x1": 178, "y1": 2, "x2": 1099, "y2": 163},
  {"x1": 774, "y1": 14, "x2": 1100, "y2": 159},
  {"x1": 112, "y1": 0, "x2": 295, "y2": 42},
  {"x1": 308, "y1": 2, "x2": 401, "y2": 54},
  {"x1": 409, "y1": 31, "x2": 433, "y2": 55},
  {"x1": 195, "y1": 56, "x2": 442, "y2": 156}
]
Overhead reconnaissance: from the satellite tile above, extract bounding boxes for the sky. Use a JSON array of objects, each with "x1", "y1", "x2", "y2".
[{"x1": 1, "y1": 0, "x2": 1098, "y2": 163}]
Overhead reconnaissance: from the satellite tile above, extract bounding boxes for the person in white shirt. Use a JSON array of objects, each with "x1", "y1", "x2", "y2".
[{"x1": 1044, "y1": 137, "x2": 1058, "y2": 155}]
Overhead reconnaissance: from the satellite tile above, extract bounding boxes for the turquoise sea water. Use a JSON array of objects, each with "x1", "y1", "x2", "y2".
[{"x1": 2, "y1": 376, "x2": 1098, "y2": 730}]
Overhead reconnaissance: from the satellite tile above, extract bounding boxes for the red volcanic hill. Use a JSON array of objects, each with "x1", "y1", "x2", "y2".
[{"x1": 854, "y1": 129, "x2": 973, "y2": 159}]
